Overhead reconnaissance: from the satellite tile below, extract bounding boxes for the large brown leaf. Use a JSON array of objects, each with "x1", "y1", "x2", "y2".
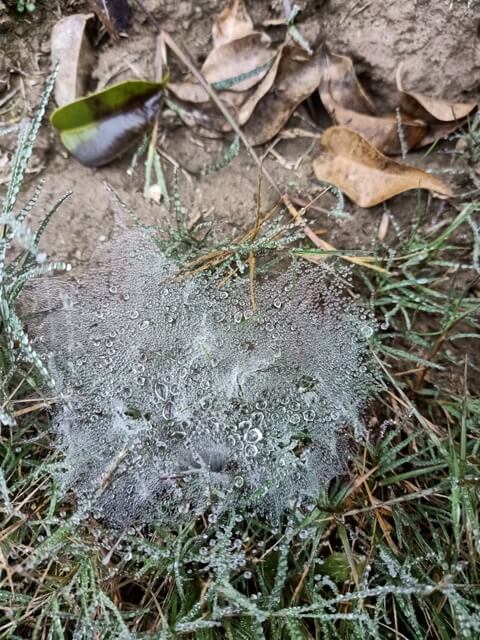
[
  {"x1": 212, "y1": 0, "x2": 254, "y2": 48},
  {"x1": 396, "y1": 65, "x2": 477, "y2": 122},
  {"x1": 244, "y1": 45, "x2": 323, "y2": 146},
  {"x1": 312, "y1": 127, "x2": 453, "y2": 208}
]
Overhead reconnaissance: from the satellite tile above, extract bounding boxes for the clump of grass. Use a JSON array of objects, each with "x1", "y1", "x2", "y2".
[
  {"x1": 0, "y1": 70, "x2": 70, "y2": 426},
  {"x1": 1, "y1": 86, "x2": 480, "y2": 640}
]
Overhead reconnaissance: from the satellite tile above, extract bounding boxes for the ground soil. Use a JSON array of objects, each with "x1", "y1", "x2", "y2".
[{"x1": 0, "y1": 0, "x2": 479, "y2": 264}]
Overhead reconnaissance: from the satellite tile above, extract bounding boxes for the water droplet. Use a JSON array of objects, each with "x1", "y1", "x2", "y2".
[
  {"x1": 251, "y1": 411, "x2": 264, "y2": 427},
  {"x1": 163, "y1": 401, "x2": 175, "y2": 419},
  {"x1": 245, "y1": 427, "x2": 263, "y2": 444},
  {"x1": 245, "y1": 444, "x2": 258, "y2": 457},
  {"x1": 361, "y1": 325, "x2": 374, "y2": 338},
  {"x1": 154, "y1": 382, "x2": 169, "y2": 401}
]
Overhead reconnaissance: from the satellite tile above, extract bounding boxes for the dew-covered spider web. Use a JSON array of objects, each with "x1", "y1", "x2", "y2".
[{"x1": 27, "y1": 226, "x2": 377, "y2": 527}]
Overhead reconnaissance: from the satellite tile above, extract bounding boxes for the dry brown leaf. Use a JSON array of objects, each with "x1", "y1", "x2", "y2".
[
  {"x1": 319, "y1": 46, "x2": 375, "y2": 116},
  {"x1": 313, "y1": 127, "x2": 453, "y2": 208},
  {"x1": 325, "y1": 99, "x2": 426, "y2": 154},
  {"x1": 243, "y1": 46, "x2": 323, "y2": 146},
  {"x1": 202, "y1": 32, "x2": 273, "y2": 92},
  {"x1": 212, "y1": 0, "x2": 254, "y2": 48},
  {"x1": 51, "y1": 13, "x2": 95, "y2": 107},
  {"x1": 169, "y1": 32, "x2": 273, "y2": 105},
  {"x1": 396, "y1": 64, "x2": 477, "y2": 122}
]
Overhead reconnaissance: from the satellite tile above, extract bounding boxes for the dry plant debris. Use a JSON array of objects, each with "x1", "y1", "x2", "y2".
[{"x1": 49, "y1": 0, "x2": 477, "y2": 209}]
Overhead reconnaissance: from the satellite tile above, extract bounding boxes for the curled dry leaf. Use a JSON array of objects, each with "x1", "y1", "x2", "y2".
[
  {"x1": 317, "y1": 47, "x2": 425, "y2": 154},
  {"x1": 244, "y1": 45, "x2": 323, "y2": 146},
  {"x1": 313, "y1": 127, "x2": 453, "y2": 208},
  {"x1": 212, "y1": 0, "x2": 254, "y2": 48},
  {"x1": 319, "y1": 47, "x2": 375, "y2": 115},
  {"x1": 396, "y1": 64, "x2": 477, "y2": 122},
  {"x1": 51, "y1": 13, "x2": 95, "y2": 107}
]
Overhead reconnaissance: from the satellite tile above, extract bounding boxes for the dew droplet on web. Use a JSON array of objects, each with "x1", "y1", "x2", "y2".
[
  {"x1": 154, "y1": 382, "x2": 169, "y2": 402},
  {"x1": 244, "y1": 427, "x2": 263, "y2": 444}
]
